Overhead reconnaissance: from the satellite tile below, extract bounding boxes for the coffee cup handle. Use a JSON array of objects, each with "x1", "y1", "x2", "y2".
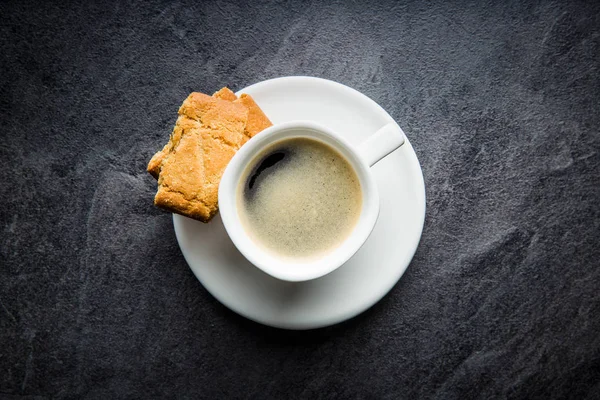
[{"x1": 357, "y1": 122, "x2": 406, "y2": 167}]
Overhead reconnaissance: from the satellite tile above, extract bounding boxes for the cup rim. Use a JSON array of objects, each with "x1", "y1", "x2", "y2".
[{"x1": 218, "y1": 120, "x2": 380, "y2": 282}]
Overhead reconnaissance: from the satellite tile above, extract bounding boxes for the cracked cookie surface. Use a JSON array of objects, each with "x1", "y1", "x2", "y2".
[{"x1": 147, "y1": 88, "x2": 272, "y2": 222}]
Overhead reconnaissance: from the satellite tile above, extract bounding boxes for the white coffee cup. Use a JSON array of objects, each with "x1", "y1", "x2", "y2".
[{"x1": 218, "y1": 120, "x2": 405, "y2": 282}]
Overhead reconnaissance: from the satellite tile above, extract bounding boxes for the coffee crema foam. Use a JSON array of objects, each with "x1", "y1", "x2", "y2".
[{"x1": 237, "y1": 137, "x2": 363, "y2": 260}]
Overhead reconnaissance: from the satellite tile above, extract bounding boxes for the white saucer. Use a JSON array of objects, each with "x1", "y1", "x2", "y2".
[{"x1": 173, "y1": 76, "x2": 426, "y2": 330}]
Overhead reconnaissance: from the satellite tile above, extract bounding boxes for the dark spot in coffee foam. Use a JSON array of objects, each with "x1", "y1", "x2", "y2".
[{"x1": 245, "y1": 149, "x2": 290, "y2": 200}]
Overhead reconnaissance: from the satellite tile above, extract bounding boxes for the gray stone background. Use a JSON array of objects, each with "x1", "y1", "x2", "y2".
[{"x1": 1, "y1": 0, "x2": 599, "y2": 398}]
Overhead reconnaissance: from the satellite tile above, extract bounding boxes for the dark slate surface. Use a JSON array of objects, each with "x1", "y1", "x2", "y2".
[{"x1": 1, "y1": 0, "x2": 599, "y2": 398}]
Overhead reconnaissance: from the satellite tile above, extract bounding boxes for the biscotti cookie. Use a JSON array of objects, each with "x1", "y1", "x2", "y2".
[
  {"x1": 148, "y1": 88, "x2": 240, "y2": 178},
  {"x1": 235, "y1": 94, "x2": 273, "y2": 139},
  {"x1": 150, "y1": 93, "x2": 248, "y2": 222},
  {"x1": 147, "y1": 88, "x2": 273, "y2": 222},
  {"x1": 213, "y1": 87, "x2": 237, "y2": 101}
]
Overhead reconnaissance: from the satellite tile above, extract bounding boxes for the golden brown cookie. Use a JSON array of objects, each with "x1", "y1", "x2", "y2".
[
  {"x1": 147, "y1": 88, "x2": 273, "y2": 222},
  {"x1": 235, "y1": 93, "x2": 273, "y2": 139},
  {"x1": 213, "y1": 87, "x2": 238, "y2": 101},
  {"x1": 150, "y1": 93, "x2": 248, "y2": 222},
  {"x1": 148, "y1": 89, "x2": 241, "y2": 178},
  {"x1": 213, "y1": 88, "x2": 273, "y2": 140}
]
